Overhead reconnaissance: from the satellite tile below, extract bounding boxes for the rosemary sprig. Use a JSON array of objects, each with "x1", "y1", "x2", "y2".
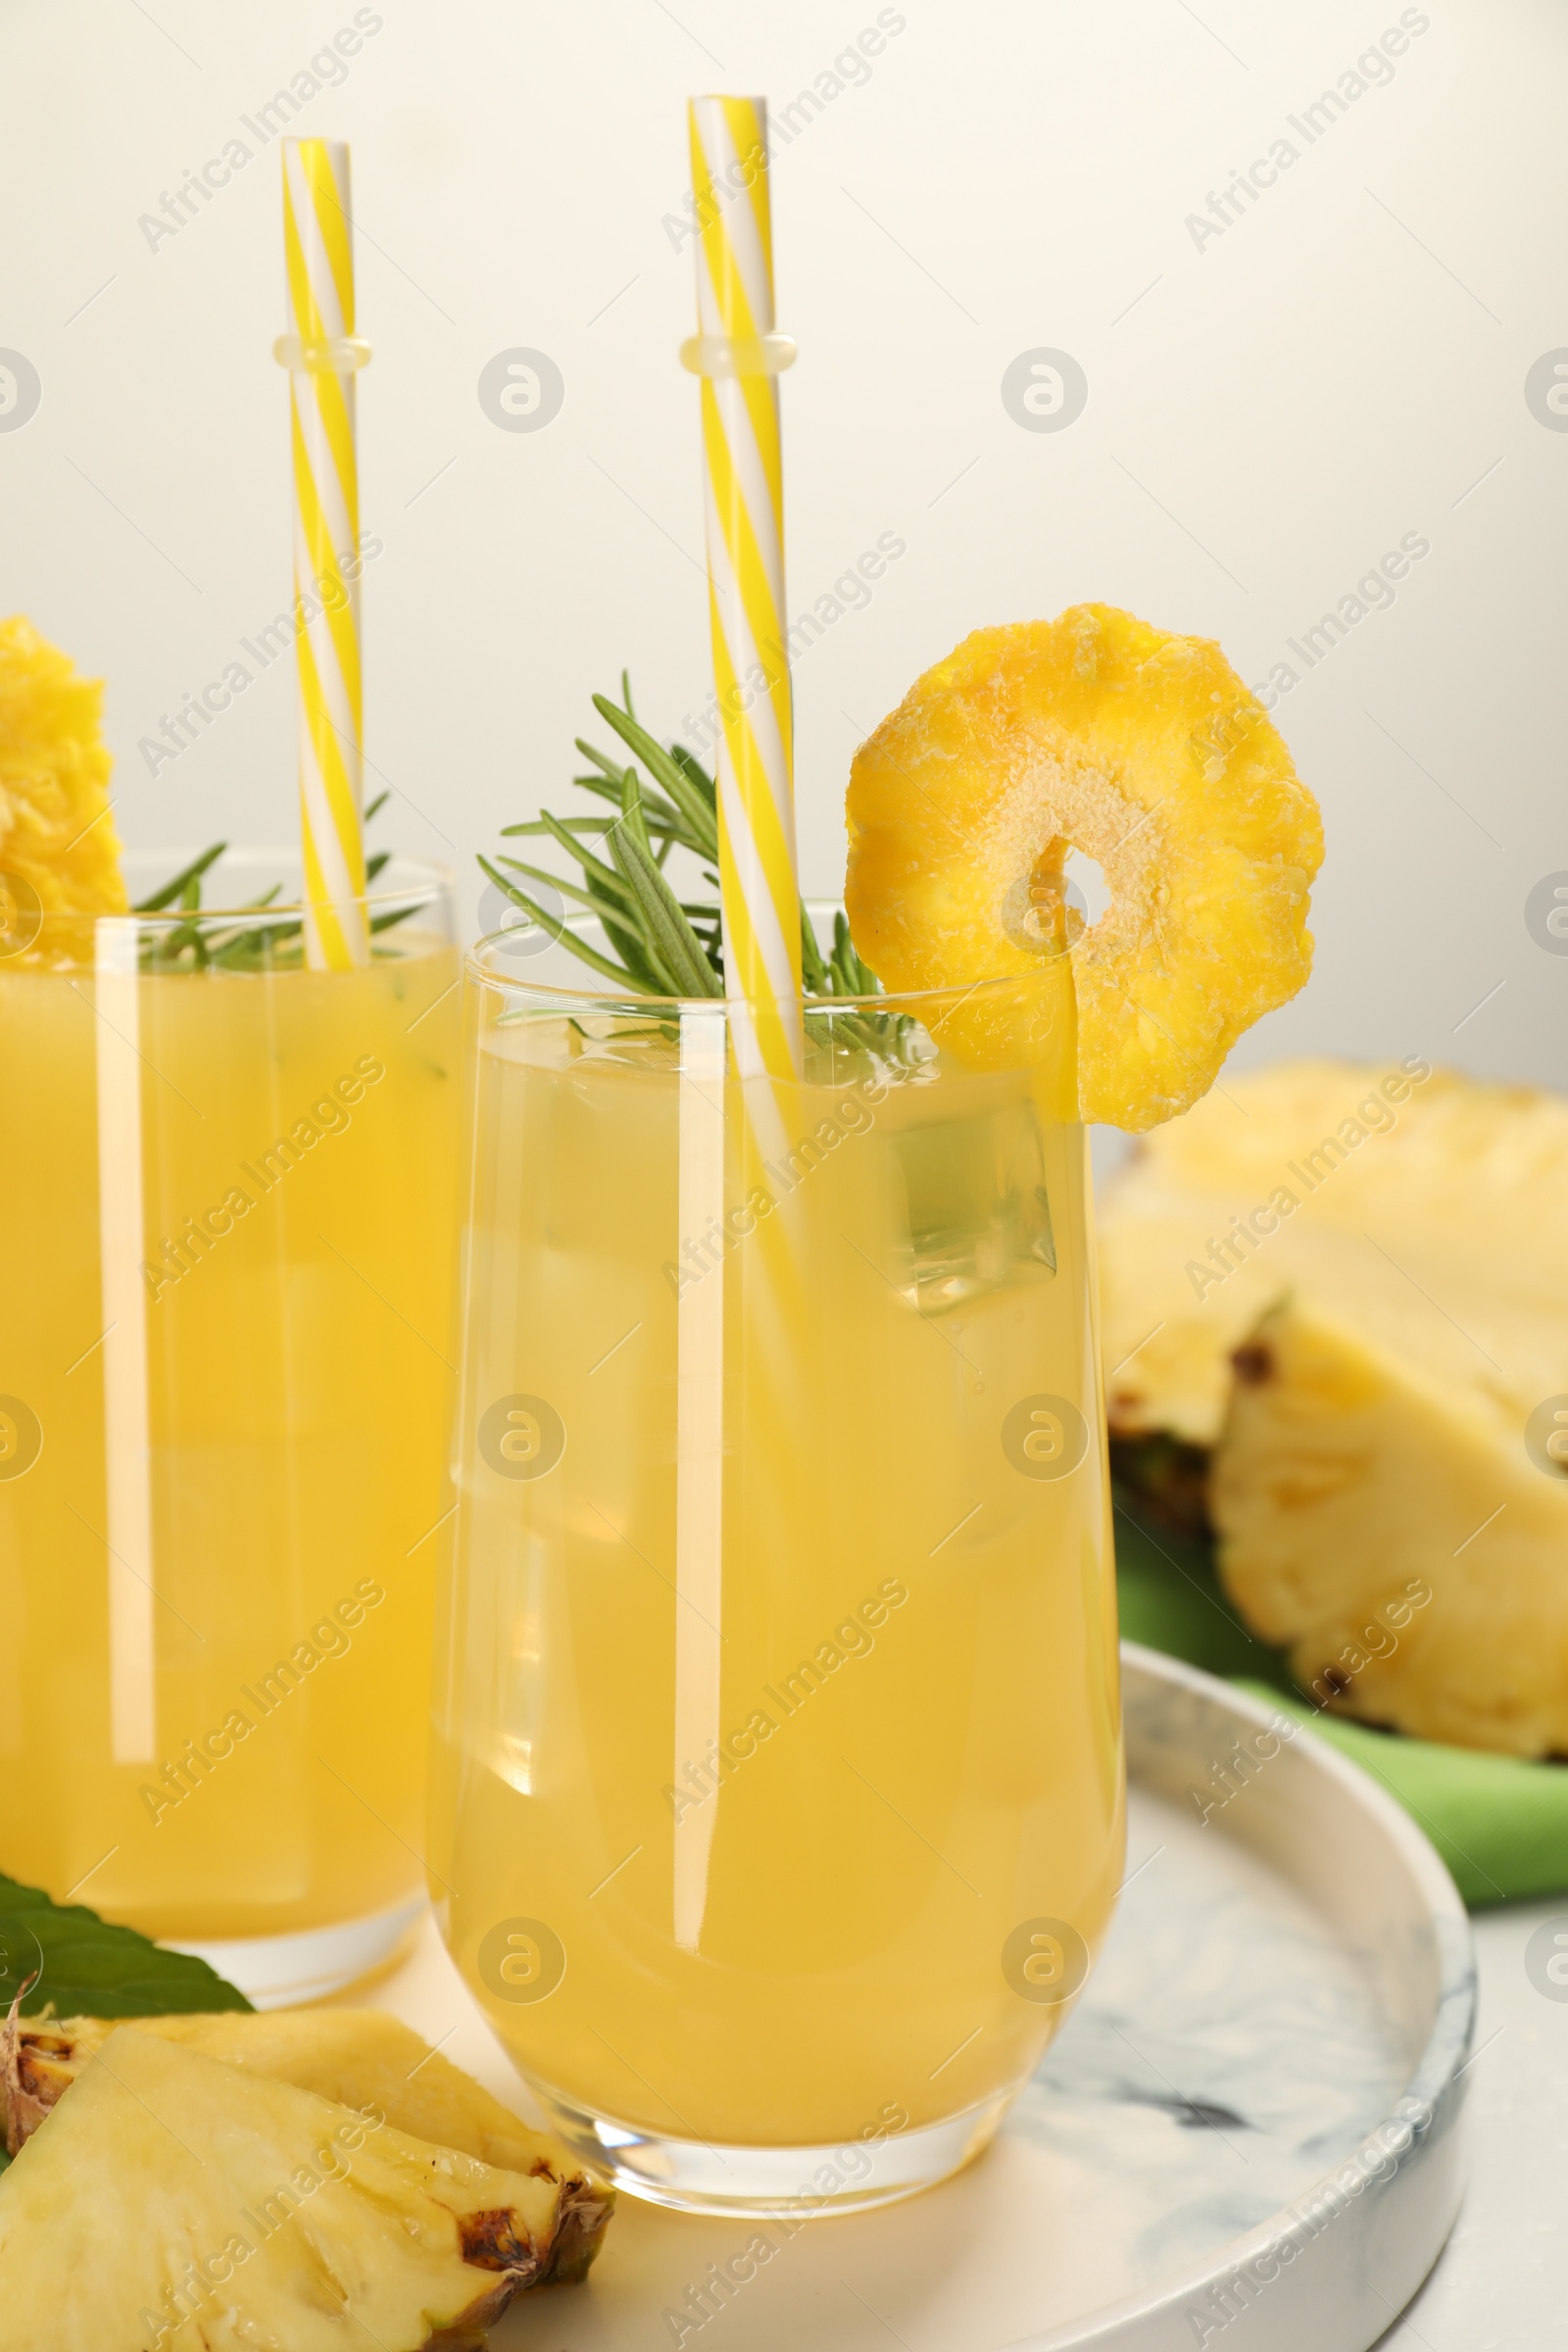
[
  {"x1": 133, "y1": 793, "x2": 410, "y2": 971},
  {"x1": 481, "y1": 676, "x2": 916, "y2": 1062},
  {"x1": 479, "y1": 678, "x2": 724, "y2": 1002}
]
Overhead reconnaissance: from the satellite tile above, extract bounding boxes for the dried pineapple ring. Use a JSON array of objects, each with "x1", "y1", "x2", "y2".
[
  {"x1": 0, "y1": 613, "x2": 125, "y2": 921},
  {"x1": 845, "y1": 605, "x2": 1322, "y2": 1131}
]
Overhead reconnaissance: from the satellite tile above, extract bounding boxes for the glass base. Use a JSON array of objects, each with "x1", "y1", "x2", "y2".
[
  {"x1": 524, "y1": 2079, "x2": 1016, "y2": 2217},
  {"x1": 163, "y1": 1893, "x2": 426, "y2": 2009}
]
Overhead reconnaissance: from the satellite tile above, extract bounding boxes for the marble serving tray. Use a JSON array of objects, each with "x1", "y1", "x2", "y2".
[{"x1": 344, "y1": 1645, "x2": 1475, "y2": 2352}]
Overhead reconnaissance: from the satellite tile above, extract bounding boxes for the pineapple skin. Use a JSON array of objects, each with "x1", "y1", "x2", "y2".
[
  {"x1": 0, "y1": 2008, "x2": 612, "y2": 2283},
  {"x1": 845, "y1": 606, "x2": 1321, "y2": 1129},
  {"x1": 1214, "y1": 1300, "x2": 1568, "y2": 1757},
  {"x1": 0, "y1": 2027, "x2": 571, "y2": 2352}
]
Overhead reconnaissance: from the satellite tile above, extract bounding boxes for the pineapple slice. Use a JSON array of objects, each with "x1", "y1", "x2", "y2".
[
  {"x1": 0, "y1": 2008, "x2": 612, "y2": 2281},
  {"x1": 1097, "y1": 1056, "x2": 1568, "y2": 1754},
  {"x1": 844, "y1": 606, "x2": 1321, "y2": 1129},
  {"x1": 1214, "y1": 1299, "x2": 1568, "y2": 1757},
  {"x1": 1100, "y1": 1057, "x2": 1568, "y2": 1446},
  {"x1": 0, "y1": 613, "x2": 124, "y2": 923},
  {"x1": 0, "y1": 2025, "x2": 576, "y2": 2350}
]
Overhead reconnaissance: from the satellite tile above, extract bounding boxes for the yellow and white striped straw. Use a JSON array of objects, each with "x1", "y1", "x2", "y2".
[
  {"x1": 279, "y1": 137, "x2": 368, "y2": 970},
  {"x1": 685, "y1": 96, "x2": 801, "y2": 1078}
]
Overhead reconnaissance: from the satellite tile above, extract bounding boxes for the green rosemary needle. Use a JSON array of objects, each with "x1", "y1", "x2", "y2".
[
  {"x1": 481, "y1": 675, "x2": 914, "y2": 1061},
  {"x1": 133, "y1": 793, "x2": 409, "y2": 970}
]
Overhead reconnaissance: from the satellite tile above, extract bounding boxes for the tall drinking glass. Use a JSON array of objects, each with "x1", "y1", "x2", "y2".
[
  {"x1": 0, "y1": 851, "x2": 460, "y2": 2004},
  {"x1": 431, "y1": 912, "x2": 1123, "y2": 2212}
]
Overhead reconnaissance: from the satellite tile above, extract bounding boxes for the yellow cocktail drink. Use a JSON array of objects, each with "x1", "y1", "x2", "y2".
[
  {"x1": 0, "y1": 858, "x2": 460, "y2": 1977},
  {"x1": 432, "y1": 948, "x2": 1124, "y2": 2204}
]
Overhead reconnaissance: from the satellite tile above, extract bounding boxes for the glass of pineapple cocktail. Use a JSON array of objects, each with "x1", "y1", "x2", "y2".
[
  {"x1": 430, "y1": 916, "x2": 1123, "y2": 2211},
  {"x1": 0, "y1": 847, "x2": 461, "y2": 2001},
  {"x1": 430, "y1": 593, "x2": 1323, "y2": 2213}
]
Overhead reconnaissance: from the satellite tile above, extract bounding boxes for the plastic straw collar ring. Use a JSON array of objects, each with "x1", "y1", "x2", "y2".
[
  {"x1": 272, "y1": 333, "x2": 373, "y2": 374},
  {"x1": 679, "y1": 331, "x2": 797, "y2": 380}
]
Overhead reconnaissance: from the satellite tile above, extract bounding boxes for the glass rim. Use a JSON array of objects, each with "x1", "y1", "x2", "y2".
[
  {"x1": 35, "y1": 846, "x2": 455, "y2": 928},
  {"x1": 466, "y1": 898, "x2": 1070, "y2": 1017}
]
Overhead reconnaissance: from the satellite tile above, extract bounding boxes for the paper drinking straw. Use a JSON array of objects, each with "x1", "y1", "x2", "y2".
[
  {"x1": 672, "y1": 100, "x2": 805, "y2": 1951},
  {"x1": 276, "y1": 137, "x2": 369, "y2": 970},
  {"x1": 684, "y1": 96, "x2": 802, "y2": 1079}
]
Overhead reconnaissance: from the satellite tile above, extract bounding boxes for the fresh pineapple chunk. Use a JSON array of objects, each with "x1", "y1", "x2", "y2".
[
  {"x1": 1101, "y1": 1056, "x2": 1448, "y2": 1445},
  {"x1": 0, "y1": 2008, "x2": 612, "y2": 2281},
  {"x1": 0, "y1": 2026, "x2": 575, "y2": 2350},
  {"x1": 0, "y1": 613, "x2": 124, "y2": 920},
  {"x1": 845, "y1": 606, "x2": 1321, "y2": 1129},
  {"x1": 1099, "y1": 1056, "x2": 1568, "y2": 1445},
  {"x1": 1213, "y1": 1299, "x2": 1568, "y2": 1756},
  {"x1": 1098, "y1": 1056, "x2": 1568, "y2": 1754}
]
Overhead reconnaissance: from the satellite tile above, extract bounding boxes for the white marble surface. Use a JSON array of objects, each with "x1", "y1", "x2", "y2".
[
  {"x1": 999, "y1": 1788, "x2": 1407, "y2": 2301},
  {"x1": 341, "y1": 1778, "x2": 1427, "y2": 2349}
]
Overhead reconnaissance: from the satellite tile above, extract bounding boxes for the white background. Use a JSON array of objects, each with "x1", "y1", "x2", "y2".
[{"x1": 3, "y1": 0, "x2": 1565, "y2": 1094}]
